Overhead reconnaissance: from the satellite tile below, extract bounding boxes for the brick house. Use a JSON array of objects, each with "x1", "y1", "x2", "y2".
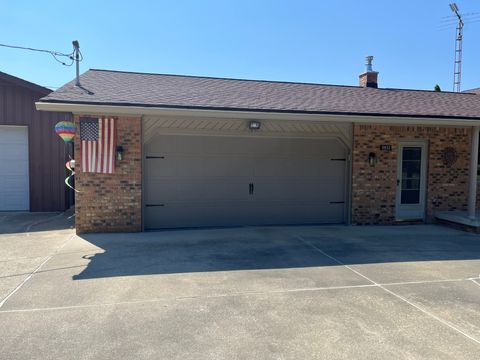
[{"x1": 36, "y1": 62, "x2": 480, "y2": 233}]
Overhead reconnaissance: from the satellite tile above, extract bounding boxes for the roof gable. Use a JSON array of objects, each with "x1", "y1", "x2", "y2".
[{"x1": 0, "y1": 71, "x2": 51, "y2": 95}]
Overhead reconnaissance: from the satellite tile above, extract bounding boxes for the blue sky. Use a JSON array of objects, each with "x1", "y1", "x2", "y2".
[{"x1": 0, "y1": 0, "x2": 479, "y2": 91}]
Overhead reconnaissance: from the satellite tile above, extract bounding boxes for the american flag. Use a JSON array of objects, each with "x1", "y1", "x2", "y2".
[{"x1": 80, "y1": 117, "x2": 116, "y2": 173}]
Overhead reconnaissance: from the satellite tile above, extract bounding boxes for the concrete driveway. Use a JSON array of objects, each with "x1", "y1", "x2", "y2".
[{"x1": 1, "y1": 213, "x2": 480, "y2": 359}]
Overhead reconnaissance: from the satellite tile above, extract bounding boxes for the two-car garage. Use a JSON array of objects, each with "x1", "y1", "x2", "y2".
[{"x1": 143, "y1": 117, "x2": 351, "y2": 230}]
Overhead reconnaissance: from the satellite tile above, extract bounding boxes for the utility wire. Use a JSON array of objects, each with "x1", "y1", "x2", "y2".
[
  {"x1": 442, "y1": 12, "x2": 480, "y2": 19},
  {"x1": 0, "y1": 42, "x2": 82, "y2": 66}
]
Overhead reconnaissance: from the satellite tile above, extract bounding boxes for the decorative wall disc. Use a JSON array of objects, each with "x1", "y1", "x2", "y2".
[{"x1": 442, "y1": 147, "x2": 457, "y2": 167}]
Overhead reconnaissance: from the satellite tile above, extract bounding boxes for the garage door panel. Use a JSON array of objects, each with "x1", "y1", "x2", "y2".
[
  {"x1": 247, "y1": 138, "x2": 345, "y2": 157},
  {"x1": 0, "y1": 144, "x2": 29, "y2": 158},
  {"x1": 253, "y1": 157, "x2": 345, "y2": 177},
  {"x1": 247, "y1": 202, "x2": 344, "y2": 225},
  {"x1": 145, "y1": 202, "x2": 254, "y2": 228},
  {"x1": 145, "y1": 178, "x2": 252, "y2": 203},
  {"x1": 253, "y1": 178, "x2": 344, "y2": 202},
  {"x1": 147, "y1": 135, "x2": 258, "y2": 156},
  {"x1": 0, "y1": 162, "x2": 29, "y2": 176},
  {"x1": 147, "y1": 156, "x2": 253, "y2": 178},
  {"x1": 175, "y1": 156, "x2": 252, "y2": 177}
]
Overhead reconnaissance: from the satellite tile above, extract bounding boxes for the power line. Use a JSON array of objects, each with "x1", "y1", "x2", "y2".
[
  {"x1": 0, "y1": 42, "x2": 82, "y2": 66},
  {"x1": 442, "y1": 12, "x2": 480, "y2": 19}
]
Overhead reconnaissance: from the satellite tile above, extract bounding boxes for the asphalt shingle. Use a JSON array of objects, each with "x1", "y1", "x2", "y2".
[{"x1": 40, "y1": 69, "x2": 480, "y2": 119}]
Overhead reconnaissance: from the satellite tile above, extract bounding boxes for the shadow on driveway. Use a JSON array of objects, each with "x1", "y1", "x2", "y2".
[
  {"x1": 0, "y1": 210, "x2": 74, "y2": 235},
  {"x1": 72, "y1": 225, "x2": 480, "y2": 280}
]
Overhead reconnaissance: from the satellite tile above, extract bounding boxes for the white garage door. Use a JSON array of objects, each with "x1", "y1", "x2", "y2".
[
  {"x1": 144, "y1": 134, "x2": 347, "y2": 229},
  {"x1": 0, "y1": 126, "x2": 29, "y2": 211}
]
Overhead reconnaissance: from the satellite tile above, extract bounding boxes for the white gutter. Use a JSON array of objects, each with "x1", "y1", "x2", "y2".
[{"x1": 35, "y1": 101, "x2": 480, "y2": 126}]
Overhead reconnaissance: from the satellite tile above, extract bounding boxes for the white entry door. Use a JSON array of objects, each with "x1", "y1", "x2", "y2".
[{"x1": 395, "y1": 141, "x2": 427, "y2": 221}]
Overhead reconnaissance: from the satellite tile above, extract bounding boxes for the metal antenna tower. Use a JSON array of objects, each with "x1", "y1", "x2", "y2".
[{"x1": 449, "y1": 3, "x2": 464, "y2": 92}]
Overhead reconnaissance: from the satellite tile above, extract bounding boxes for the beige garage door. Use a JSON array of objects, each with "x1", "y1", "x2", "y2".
[{"x1": 144, "y1": 134, "x2": 347, "y2": 229}]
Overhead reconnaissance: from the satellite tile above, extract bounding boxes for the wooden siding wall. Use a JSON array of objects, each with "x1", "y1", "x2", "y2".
[{"x1": 0, "y1": 80, "x2": 72, "y2": 211}]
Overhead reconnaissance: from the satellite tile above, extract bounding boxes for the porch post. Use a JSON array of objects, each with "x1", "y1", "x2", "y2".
[{"x1": 468, "y1": 126, "x2": 480, "y2": 220}]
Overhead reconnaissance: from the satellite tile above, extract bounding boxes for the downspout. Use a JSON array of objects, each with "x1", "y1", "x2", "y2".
[{"x1": 468, "y1": 126, "x2": 479, "y2": 219}]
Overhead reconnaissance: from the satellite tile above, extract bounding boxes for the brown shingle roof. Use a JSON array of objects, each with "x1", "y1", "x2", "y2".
[{"x1": 40, "y1": 69, "x2": 480, "y2": 119}]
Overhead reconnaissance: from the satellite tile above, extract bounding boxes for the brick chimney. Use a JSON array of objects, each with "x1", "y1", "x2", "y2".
[{"x1": 359, "y1": 56, "x2": 378, "y2": 88}]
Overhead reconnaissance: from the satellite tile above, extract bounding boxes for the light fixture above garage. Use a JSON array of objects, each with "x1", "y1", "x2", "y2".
[{"x1": 248, "y1": 120, "x2": 261, "y2": 131}]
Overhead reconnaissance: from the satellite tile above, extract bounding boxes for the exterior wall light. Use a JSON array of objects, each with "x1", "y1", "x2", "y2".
[
  {"x1": 249, "y1": 120, "x2": 261, "y2": 131},
  {"x1": 116, "y1": 146, "x2": 124, "y2": 161},
  {"x1": 368, "y1": 152, "x2": 377, "y2": 166}
]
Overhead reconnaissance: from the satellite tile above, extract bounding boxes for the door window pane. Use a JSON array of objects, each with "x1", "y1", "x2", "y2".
[
  {"x1": 402, "y1": 179, "x2": 420, "y2": 190},
  {"x1": 401, "y1": 147, "x2": 422, "y2": 204},
  {"x1": 402, "y1": 148, "x2": 421, "y2": 160},
  {"x1": 402, "y1": 161, "x2": 421, "y2": 179},
  {"x1": 401, "y1": 189, "x2": 420, "y2": 204}
]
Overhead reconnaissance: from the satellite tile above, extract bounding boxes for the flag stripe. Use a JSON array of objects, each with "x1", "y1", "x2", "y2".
[
  {"x1": 92, "y1": 139, "x2": 96, "y2": 173},
  {"x1": 88, "y1": 141, "x2": 92, "y2": 172},
  {"x1": 109, "y1": 118, "x2": 114, "y2": 173},
  {"x1": 105, "y1": 118, "x2": 110, "y2": 173},
  {"x1": 81, "y1": 140, "x2": 85, "y2": 171},
  {"x1": 97, "y1": 118, "x2": 102, "y2": 173},
  {"x1": 102, "y1": 118, "x2": 107, "y2": 173}
]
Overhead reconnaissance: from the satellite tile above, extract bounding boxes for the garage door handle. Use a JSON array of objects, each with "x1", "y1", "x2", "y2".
[{"x1": 249, "y1": 183, "x2": 254, "y2": 195}]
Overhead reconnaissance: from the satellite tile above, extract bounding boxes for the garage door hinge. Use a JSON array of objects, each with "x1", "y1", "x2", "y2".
[
  {"x1": 146, "y1": 156, "x2": 165, "y2": 159},
  {"x1": 145, "y1": 204, "x2": 165, "y2": 207},
  {"x1": 329, "y1": 201, "x2": 345, "y2": 204},
  {"x1": 330, "y1": 158, "x2": 346, "y2": 161}
]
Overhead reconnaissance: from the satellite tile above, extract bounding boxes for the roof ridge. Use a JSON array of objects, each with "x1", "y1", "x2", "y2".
[{"x1": 88, "y1": 68, "x2": 363, "y2": 89}]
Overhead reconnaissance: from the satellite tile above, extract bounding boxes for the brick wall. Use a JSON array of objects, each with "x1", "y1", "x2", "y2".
[
  {"x1": 74, "y1": 115, "x2": 142, "y2": 233},
  {"x1": 352, "y1": 124, "x2": 472, "y2": 224}
]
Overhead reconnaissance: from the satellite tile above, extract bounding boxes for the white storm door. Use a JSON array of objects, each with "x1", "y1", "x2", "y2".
[{"x1": 395, "y1": 141, "x2": 427, "y2": 221}]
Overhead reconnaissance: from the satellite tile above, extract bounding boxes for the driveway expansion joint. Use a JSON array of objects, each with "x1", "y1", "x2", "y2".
[
  {"x1": 1, "y1": 276, "x2": 479, "y2": 315},
  {"x1": 0, "y1": 233, "x2": 76, "y2": 309},
  {"x1": 291, "y1": 233, "x2": 480, "y2": 347}
]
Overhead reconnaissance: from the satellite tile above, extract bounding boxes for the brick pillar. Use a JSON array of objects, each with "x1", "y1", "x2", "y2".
[{"x1": 74, "y1": 115, "x2": 142, "y2": 233}]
